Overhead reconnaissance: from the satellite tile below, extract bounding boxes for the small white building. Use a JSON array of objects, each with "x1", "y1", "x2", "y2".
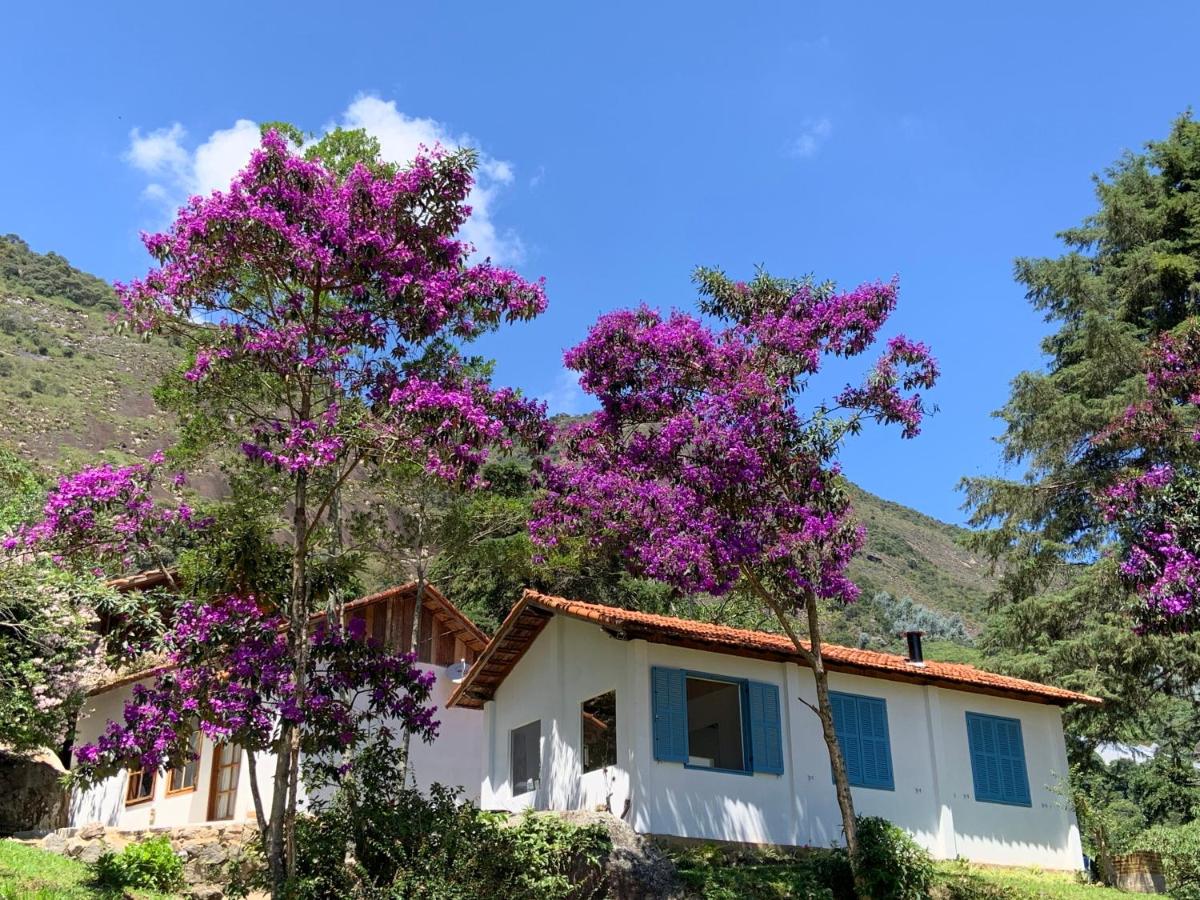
[
  {"x1": 69, "y1": 582, "x2": 487, "y2": 830},
  {"x1": 448, "y1": 589, "x2": 1100, "y2": 870}
]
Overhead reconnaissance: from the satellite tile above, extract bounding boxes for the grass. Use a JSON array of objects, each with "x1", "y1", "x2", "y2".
[
  {"x1": 933, "y1": 860, "x2": 1130, "y2": 898},
  {"x1": 666, "y1": 844, "x2": 1133, "y2": 900},
  {"x1": 0, "y1": 841, "x2": 178, "y2": 900}
]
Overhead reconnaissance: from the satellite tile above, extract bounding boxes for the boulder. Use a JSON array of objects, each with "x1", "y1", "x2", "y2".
[{"x1": 550, "y1": 811, "x2": 686, "y2": 900}]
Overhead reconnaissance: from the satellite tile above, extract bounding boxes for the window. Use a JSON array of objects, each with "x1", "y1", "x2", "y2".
[
  {"x1": 581, "y1": 691, "x2": 617, "y2": 773},
  {"x1": 207, "y1": 742, "x2": 241, "y2": 821},
  {"x1": 510, "y1": 720, "x2": 541, "y2": 794},
  {"x1": 830, "y1": 692, "x2": 894, "y2": 790},
  {"x1": 650, "y1": 667, "x2": 783, "y2": 775},
  {"x1": 124, "y1": 765, "x2": 155, "y2": 805},
  {"x1": 168, "y1": 728, "x2": 202, "y2": 794},
  {"x1": 965, "y1": 712, "x2": 1031, "y2": 806},
  {"x1": 686, "y1": 677, "x2": 745, "y2": 770}
]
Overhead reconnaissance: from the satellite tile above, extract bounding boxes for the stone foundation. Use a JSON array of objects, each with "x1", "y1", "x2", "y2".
[{"x1": 19, "y1": 823, "x2": 262, "y2": 899}]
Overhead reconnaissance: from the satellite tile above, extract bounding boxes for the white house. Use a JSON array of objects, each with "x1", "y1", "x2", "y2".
[
  {"x1": 447, "y1": 589, "x2": 1100, "y2": 870},
  {"x1": 69, "y1": 582, "x2": 487, "y2": 830}
]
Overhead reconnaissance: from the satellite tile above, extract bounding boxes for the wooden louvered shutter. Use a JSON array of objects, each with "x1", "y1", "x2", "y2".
[{"x1": 651, "y1": 667, "x2": 688, "y2": 762}]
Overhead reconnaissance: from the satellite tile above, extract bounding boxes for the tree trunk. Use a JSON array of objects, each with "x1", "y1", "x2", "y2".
[
  {"x1": 267, "y1": 467, "x2": 309, "y2": 897},
  {"x1": 802, "y1": 594, "x2": 864, "y2": 893},
  {"x1": 748, "y1": 574, "x2": 866, "y2": 900}
]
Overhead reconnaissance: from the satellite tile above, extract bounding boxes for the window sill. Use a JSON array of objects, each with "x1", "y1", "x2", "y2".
[
  {"x1": 165, "y1": 785, "x2": 197, "y2": 796},
  {"x1": 681, "y1": 762, "x2": 756, "y2": 777},
  {"x1": 123, "y1": 796, "x2": 154, "y2": 807}
]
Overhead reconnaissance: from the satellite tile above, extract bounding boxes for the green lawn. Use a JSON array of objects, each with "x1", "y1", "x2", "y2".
[
  {"x1": 667, "y1": 844, "x2": 1133, "y2": 900},
  {"x1": 934, "y1": 860, "x2": 1130, "y2": 899},
  {"x1": 0, "y1": 841, "x2": 178, "y2": 900}
]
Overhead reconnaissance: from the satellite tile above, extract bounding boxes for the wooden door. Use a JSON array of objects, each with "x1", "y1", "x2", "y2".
[{"x1": 207, "y1": 742, "x2": 241, "y2": 821}]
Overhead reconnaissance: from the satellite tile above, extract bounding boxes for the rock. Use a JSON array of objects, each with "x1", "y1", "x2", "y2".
[
  {"x1": 539, "y1": 811, "x2": 686, "y2": 900},
  {"x1": 76, "y1": 842, "x2": 105, "y2": 864},
  {"x1": 188, "y1": 885, "x2": 224, "y2": 900},
  {"x1": 42, "y1": 832, "x2": 67, "y2": 853},
  {"x1": 78, "y1": 822, "x2": 105, "y2": 840}
]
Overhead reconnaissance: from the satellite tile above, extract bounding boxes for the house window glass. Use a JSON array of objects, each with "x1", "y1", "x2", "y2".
[
  {"x1": 581, "y1": 691, "x2": 617, "y2": 773},
  {"x1": 511, "y1": 720, "x2": 541, "y2": 794},
  {"x1": 125, "y1": 766, "x2": 155, "y2": 805},
  {"x1": 685, "y1": 677, "x2": 745, "y2": 771},
  {"x1": 168, "y1": 728, "x2": 202, "y2": 793}
]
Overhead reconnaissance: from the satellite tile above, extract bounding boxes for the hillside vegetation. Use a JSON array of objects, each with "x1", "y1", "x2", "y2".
[
  {"x1": 0, "y1": 235, "x2": 179, "y2": 471},
  {"x1": 0, "y1": 234, "x2": 996, "y2": 649}
]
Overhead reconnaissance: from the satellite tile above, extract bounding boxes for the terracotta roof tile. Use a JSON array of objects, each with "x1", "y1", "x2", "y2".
[{"x1": 447, "y1": 589, "x2": 1102, "y2": 709}]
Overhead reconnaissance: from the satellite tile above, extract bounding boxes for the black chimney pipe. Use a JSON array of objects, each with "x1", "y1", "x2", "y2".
[{"x1": 904, "y1": 630, "x2": 925, "y2": 664}]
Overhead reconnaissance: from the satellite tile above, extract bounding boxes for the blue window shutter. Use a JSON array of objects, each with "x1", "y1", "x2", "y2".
[
  {"x1": 966, "y1": 712, "x2": 1031, "y2": 806},
  {"x1": 830, "y1": 692, "x2": 864, "y2": 786},
  {"x1": 830, "y1": 692, "x2": 893, "y2": 790},
  {"x1": 747, "y1": 681, "x2": 784, "y2": 774},
  {"x1": 856, "y1": 696, "x2": 894, "y2": 790},
  {"x1": 651, "y1": 667, "x2": 687, "y2": 762}
]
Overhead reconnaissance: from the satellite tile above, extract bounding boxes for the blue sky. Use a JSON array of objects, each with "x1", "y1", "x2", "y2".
[{"x1": 3, "y1": 1, "x2": 1198, "y2": 524}]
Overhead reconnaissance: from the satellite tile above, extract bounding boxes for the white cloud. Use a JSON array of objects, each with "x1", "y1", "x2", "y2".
[
  {"x1": 124, "y1": 96, "x2": 522, "y2": 263},
  {"x1": 190, "y1": 120, "x2": 261, "y2": 196},
  {"x1": 540, "y1": 368, "x2": 590, "y2": 416},
  {"x1": 790, "y1": 117, "x2": 833, "y2": 159},
  {"x1": 126, "y1": 123, "x2": 189, "y2": 178}
]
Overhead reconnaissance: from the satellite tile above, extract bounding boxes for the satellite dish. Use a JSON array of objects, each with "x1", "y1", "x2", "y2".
[{"x1": 447, "y1": 658, "x2": 470, "y2": 683}]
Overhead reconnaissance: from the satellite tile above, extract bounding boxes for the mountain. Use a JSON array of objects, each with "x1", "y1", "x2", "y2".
[
  {"x1": 0, "y1": 235, "x2": 179, "y2": 471},
  {"x1": 0, "y1": 235, "x2": 997, "y2": 651}
]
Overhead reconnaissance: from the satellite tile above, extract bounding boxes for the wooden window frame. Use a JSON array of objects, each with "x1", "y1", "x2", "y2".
[
  {"x1": 207, "y1": 742, "x2": 241, "y2": 821},
  {"x1": 124, "y1": 766, "x2": 156, "y2": 806},
  {"x1": 166, "y1": 729, "x2": 202, "y2": 795}
]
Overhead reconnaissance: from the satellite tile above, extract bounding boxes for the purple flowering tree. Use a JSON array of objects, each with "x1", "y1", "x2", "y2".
[
  {"x1": 531, "y1": 267, "x2": 937, "y2": 884},
  {"x1": 1096, "y1": 322, "x2": 1200, "y2": 629},
  {"x1": 11, "y1": 128, "x2": 549, "y2": 893}
]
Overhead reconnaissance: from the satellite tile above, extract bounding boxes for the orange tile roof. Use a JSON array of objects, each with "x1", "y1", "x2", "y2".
[
  {"x1": 88, "y1": 581, "x2": 486, "y2": 695},
  {"x1": 447, "y1": 589, "x2": 1102, "y2": 709}
]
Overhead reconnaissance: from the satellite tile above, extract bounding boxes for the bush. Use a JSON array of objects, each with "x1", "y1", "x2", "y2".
[
  {"x1": 855, "y1": 816, "x2": 936, "y2": 900},
  {"x1": 1136, "y1": 822, "x2": 1200, "y2": 899},
  {"x1": 91, "y1": 835, "x2": 184, "y2": 892},
  {"x1": 291, "y1": 739, "x2": 610, "y2": 898}
]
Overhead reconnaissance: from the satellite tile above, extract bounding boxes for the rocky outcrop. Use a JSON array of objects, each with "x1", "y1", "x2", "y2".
[
  {"x1": 0, "y1": 748, "x2": 69, "y2": 835},
  {"x1": 551, "y1": 811, "x2": 687, "y2": 899}
]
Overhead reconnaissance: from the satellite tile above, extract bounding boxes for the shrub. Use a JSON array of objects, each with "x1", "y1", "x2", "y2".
[
  {"x1": 668, "y1": 844, "x2": 851, "y2": 900},
  {"x1": 291, "y1": 739, "x2": 610, "y2": 898},
  {"x1": 855, "y1": 816, "x2": 936, "y2": 900},
  {"x1": 1136, "y1": 822, "x2": 1200, "y2": 899},
  {"x1": 91, "y1": 835, "x2": 183, "y2": 892}
]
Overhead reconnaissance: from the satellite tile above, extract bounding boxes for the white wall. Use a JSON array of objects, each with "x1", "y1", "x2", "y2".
[
  {"x1": 481, "y1": 616, "x2": 631, "y2": 817},
  {"x1": 70, "y1": 662, "x2": 482, "y2": 829},
  {"x1": 480, "y1": 622, "x2": 1084, "y2": 870}
]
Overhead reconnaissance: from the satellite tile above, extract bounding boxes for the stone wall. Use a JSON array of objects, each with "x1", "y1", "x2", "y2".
[
  {"x1": 1113, "y1": 850, "x2": 1167, "y2": 894},
  {"x1": 21, "y1": 823, "x2": 261, "y2": 900},
  {"x1": 0, "y1": 749, "x2": 69, "y2": 835}
]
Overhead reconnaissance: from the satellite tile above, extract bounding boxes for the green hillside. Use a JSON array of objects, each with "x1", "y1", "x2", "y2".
[
  {"x1": 0, "y1": 235, "x2": 180, "y2": 471},
  {"x1": 0, "y1": 235, "x2": 997, "y2": 653}
]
